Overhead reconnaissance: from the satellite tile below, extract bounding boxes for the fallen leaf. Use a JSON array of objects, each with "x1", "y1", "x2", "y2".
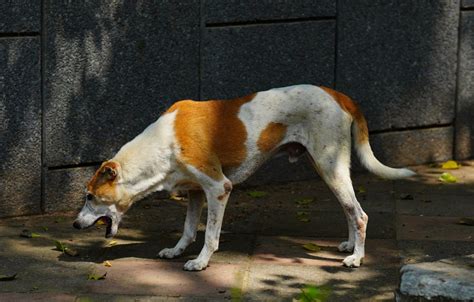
[
  {"x1": 88, "y1": 272, "x2": 107, "y2": 281},
  {"x1": 42, "y1": 226, "x2": 49, "y2": 231},
  {"x1": 96, "y1": 219, "x2": 106, "y2": 226},
  {"x1": 357, "y1": 186, "x2": 366, "y2": 194},
  {"x1": 247, "y1": 191, "x2": 268, "y2": 198},
  {"x1": 0, "y1": 274, "x2": 17, "y2": 281},
  {"x1": 302, "y1": 243, "x2": 321, "y2": 252},
  {"x1": 296, "y1": 198, "x2": 314, "y2": 206},
  {"x1": 441, "y1": 160, "x2": 461, "y2": 170},
  {"x1": 65, "y1": 247, "x2": 79, "y2": 257},
  {"x1": 20, "y1": 230, "x2": 41, "y2": 238},
  {"x1": 399, "y1": 194, "x2": 414, "y2": 200},
  {"x1": 296, "y1": 211, "x2": 310, "y2": 222},
  {"x1": 439, "y1": 172, "x2": 457, "y2": 183},
  {"x1": 108, "y1": 240, "x2": 118, "y2": 246},
  {"x1": 103, "y1": 260, "x2": 112, "y2": 267},
  {"x1": 296, "y1": 284, "x2": 331, "y2": 302},
  {"x1": 54, "y1": 240, "x2": 67, "y2": 252},
  {"x1": 458, "y1": 217, "x2": 474, "y2": 226}
]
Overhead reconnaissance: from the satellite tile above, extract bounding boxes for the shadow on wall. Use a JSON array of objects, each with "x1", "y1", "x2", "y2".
[{"x1": 0, "y1": 38, "x2": 41, "y2": 216}]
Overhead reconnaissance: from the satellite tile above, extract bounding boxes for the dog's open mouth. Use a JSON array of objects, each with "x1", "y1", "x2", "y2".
[{"x1": 95, "y1": 216, "x2": 113, "y2": 238}]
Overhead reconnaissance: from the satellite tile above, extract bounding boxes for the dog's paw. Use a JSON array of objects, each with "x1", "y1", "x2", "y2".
[
  {"x1": 183, "y1": 259, "x2": 208, "y2": 271},
  {"x1": 342, "y1": 254, "x2": 363, "y2": 268},
  {"x1": 158, "y1": 247, "x2": 181, "y2": 259},
  {"x1": 337, "y1": 241, "x2": 355, "y2": 253}
]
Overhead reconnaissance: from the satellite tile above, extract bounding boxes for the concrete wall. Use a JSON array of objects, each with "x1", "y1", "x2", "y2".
[{"x1": 1, "y1": 0, "x2": 473, "y2": 217}]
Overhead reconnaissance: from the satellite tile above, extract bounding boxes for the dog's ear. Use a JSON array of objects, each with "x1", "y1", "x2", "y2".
[{"x1": 101, "y1": 161, "x2": 119, "y2": 181}]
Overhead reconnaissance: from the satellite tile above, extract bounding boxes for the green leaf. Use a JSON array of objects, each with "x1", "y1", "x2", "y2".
[
  {"x1": 54, "y1": 240, "x2": 67, "y2": 252},
  {"x1": 302, "y1": 243, "x2": 321, "y2": 253},
  {"x1": 247, "y1": 191, "x2": 268, "y2": 198},
  {"x1": 30, "y1": 232, "x2": 41, "y2": 238},
  {"x1": 0, "y1": 274, "x2": 17, "y2": 281},
  {"x1": 88, "y1": 272, "x2": 107, "y2": 281},
  {"x1": 439, "y1": 172, "x2": 457, "y2": 183},
  {"x1": 357, "y1": 186, "x2": 366, "y2": 194},
  {"x1": 42, "y1": 226, "x2": 49, "y2": 231},
  {"x1": 297, "y1": 285, "x2": 331, "y2": 302},
  {"x1": 296, "y1": 198, "x2": 314, "y2": 206}
]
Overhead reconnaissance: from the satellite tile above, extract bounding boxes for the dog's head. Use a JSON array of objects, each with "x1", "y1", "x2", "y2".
[{"x1": 73, "y1": 161, "x2": 129, "y2": 238}]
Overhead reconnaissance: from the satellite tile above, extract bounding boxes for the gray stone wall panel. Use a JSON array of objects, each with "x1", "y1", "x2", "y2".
[
  {"x1": 201, "y1": 21, "x2": 335, "y2": 99},
  {"x1": 44, "y1": 0, "x2": 200, "y2": 166},
  {"x1": 463, "y1": 0, "x2": 474, "y2": 8},
  {"x1": 370, "y1": 127, "x2": 453, "y2": 168},
  {"x1": 0, "y1": 37, "x2": 41, "y2": 217},
  {"x1": 455, "y1": 12, "x2": 474, "y2": 159},
  {"x1": 337, "y1": 0, "x2": 459, "y2": 131},
  {"x1": 204, "y1": 0, "x2": 335, "y2": 24},
  {"x1": 0, "y1": 0, "x2": 40, "y2": 32}
]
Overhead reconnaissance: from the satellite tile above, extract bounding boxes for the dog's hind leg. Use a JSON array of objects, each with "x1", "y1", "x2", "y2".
[
  {"x1": 158, "y1": 190, "x2": 205, "y2": 259},
  {"x1": 307, "y1": 132, "x2": 368, "y2": 267}
]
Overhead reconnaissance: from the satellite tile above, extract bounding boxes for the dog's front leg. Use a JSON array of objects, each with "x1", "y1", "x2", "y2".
[
  {"x1": 183, "y1": 182, "x2": 231, "y2": 271},
  {"x1": 158, "y1": 191, "x2": 205, "y2": 259}
]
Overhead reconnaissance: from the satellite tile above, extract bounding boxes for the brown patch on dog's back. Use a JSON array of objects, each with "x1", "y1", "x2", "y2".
[
  {"x1": 87, "y1": 161, "x2": 119, "y2": 204},
  {"x1": 320, "y1": 87, "x2": 369, "y2": 143},
  {"x1": 167, "y1": 94, "x2": 256, "y2": 180},
  {"x1": 257, "y1": 122, "x2": 288, "y2": 152}
]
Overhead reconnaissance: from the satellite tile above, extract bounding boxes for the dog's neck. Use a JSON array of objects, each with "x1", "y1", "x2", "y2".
[{"x1": 112, "y1": 111, "x2": 178, "y2": 203}]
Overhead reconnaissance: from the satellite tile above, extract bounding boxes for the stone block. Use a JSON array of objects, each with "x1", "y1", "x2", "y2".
[
  {"x1": 397, "y1": 255, "x2": 474, "y2": 301},
  {"x1": 44, "y1": 0, "x2": 200, "y2": 166},
  {"x1": 370, "y1": 127, "x2": 453, "y2": 167},
  {"x1": 338, "y1": 0, "x2": 459, "y2": 131},
  {"x1": 44, "y1": 166, "x2": 98, "y2": 213},
  {"x1": 204, "y1": 0, "x2": 335, "y2": 24},
  {"x1": 0, "y1": 1, "x2": 40, "y2": 32},
  {"x1": 201, "y1": 21, "x2": 335, "y2": 99},
  {"x1": 455, "y1": 12, "x2": 474, "y2": 159},
  {"x1": 463, "y1": 0, "x2": 474, "y2": 8},
  {"x1": 0, "y1": 38, "x2": 41, "y2": 217}
]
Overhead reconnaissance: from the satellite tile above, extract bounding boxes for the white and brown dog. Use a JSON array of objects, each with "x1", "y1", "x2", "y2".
[{"x1": 73, "y1": 84, "x2": 415, "y2": 270}]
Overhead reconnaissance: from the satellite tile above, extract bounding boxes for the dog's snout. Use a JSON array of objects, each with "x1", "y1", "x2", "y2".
[{"x1": 72, "y1": 221, "x2": 82, "y2": 230}]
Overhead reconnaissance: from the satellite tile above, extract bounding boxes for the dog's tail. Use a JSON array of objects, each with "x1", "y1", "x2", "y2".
[{"x1": 352, "y1": 110, "x2": 416, "y2": 179}]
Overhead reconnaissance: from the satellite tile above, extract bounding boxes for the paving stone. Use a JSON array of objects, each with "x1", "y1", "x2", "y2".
[
  {"x1": 370, "y1": 127, "x2": 453, "y2": 167},
  {"x1": 85, "y1": 259, "x2": 242, "y2": 298},
  {"x1": 201, "y1": 21, "x2": 335, "y2": 100},
  {"x1": 456, "y1": 11, "x2": 474, "y2": 159},
  {"x1": 243, "y1": 263, "x2": 398, "y2": 301},
  {"x1": 44, "y1": 1, "x2": 200, "y2": 166},
  {"x1": 338, "y1": 0, "x2": 459, "y2": 131},
  {"x1": 0, "y1": 293, "x2": 75, "y2": 302},
  {"x1": 399, "y1": 240, "x2": 474, "y2": 265},
  {"x1": 0, "y1": 1, "x2": 40, "y2": 32},
  {"x1": 397, "y1": 215, "x2": 474, "y2": 242},
  {"x1": 397, "y1": 193, "x2": 474, "y2": 217},
  {"x1": 0, "y1": 37, "x2": 41, "y2": 217},
  {"x1": 252, "y1": 237, "x2": 399, "y2": 268},
  {"x1": 204, "y1": 0, "x2": 335, "y2": 24},
  {"x1": 397, "y1": 255, "x2": 474, "y2": 301}
]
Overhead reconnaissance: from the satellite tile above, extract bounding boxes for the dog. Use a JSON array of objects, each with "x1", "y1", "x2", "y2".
[{"x1": 73, "y1": 84, "x2": 415, "y2": 271}]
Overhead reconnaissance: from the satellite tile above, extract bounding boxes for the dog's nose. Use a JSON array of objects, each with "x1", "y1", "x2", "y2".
[{"x1": 72, "y1": 221, "x2": 82, "y2": 230}]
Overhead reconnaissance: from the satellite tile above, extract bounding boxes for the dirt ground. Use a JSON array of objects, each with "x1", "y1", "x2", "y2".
[{"x1": 0, "y1": 161, "x2": 473, "y2": 301}]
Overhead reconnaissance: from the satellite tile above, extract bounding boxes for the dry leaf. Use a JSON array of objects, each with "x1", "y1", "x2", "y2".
[
  {"x1": 439, "y1": 172, "x2": 457, "y2": 183},
  {"x1": 441, "y1": 160, "x2": 461, "y2": 170},
  {"x1": 302, "y1": 243, "x2": 321, "y2": 252},
  {"x1": 357, "y1": 186, "x2": 366, "y2": 194},
  {"x1": 88, "y1": 272, "x2": 107, "y2": 281},
  {"x1": 247, "y1": 191, "x2": 268, "y2": 198},
  {"x1": 458, "y1": 217, "x2": 474, "y2": 226},
  {"x1": 108, "y1": 240, "x2": 118, "y2": 246},
  {"x1": 103, "y1": 260, "x2": 112, "y2": 267},
  {"x1": 96, "y1": 219, "x2": 106, "y2": 226}
]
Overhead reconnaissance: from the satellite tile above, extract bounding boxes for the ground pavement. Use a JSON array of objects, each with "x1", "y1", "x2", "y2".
[{"x1": 0, "y1": 161, "x2": 473, "y2": 301}]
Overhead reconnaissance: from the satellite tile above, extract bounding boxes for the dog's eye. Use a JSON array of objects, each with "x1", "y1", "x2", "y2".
[{"x1": 86, "y1": 193, "x2": 94, "y2": 201}]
